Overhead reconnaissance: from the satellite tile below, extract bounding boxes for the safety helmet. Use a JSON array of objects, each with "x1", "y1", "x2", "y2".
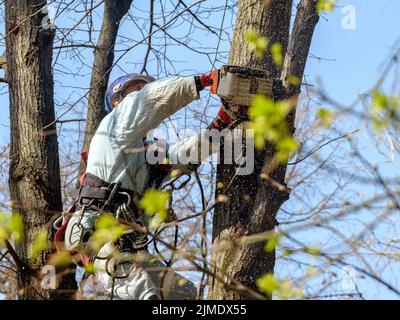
[{"x1": 105, "y1": 73, "x2": 156, "y2": 113}]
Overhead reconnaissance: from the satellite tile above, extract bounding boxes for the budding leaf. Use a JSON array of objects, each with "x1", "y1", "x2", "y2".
[
  {"x1": 257, "y1": 274, "x2": 278, "y2": 295},
  {"x1": 245, "y1": 30, "x2": 268, "y2": 58},
  {"x1": 91, "y1": 215, "x2": 126, "y2": 252},
  {"x1": 271, "y1": 42, "x2": 283, "y2": 68},
  {"x1": 317, "y1": 108, "x2": 334, "y2": 127},
  {"x1": 30, "y1": 229, "x2": 49, "y2": 259},
  {"x1": 317, "y1": 0, "x2": 336, "y2": 13},
  {"x1": 140, "y1": 189, "x2": 171, "y2": 228}
]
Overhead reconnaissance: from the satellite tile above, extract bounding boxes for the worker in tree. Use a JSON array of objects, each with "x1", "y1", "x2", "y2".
[{"x1": 59, "y1": 73, "x2": 243, "y2": 300}]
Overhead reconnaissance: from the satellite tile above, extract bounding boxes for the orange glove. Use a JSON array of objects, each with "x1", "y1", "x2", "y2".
[{"x1": 199, "y1": 72, "x2": 214, "y2": 89}]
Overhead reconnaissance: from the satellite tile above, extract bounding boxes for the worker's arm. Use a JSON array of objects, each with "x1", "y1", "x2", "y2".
[
  {"x1": 167, "y1": 131, "x2": 219, "y2": 169},
  {"x1": 111, "y1": 76, "x2": 205, "y2": 147},
  {"x1": 166, "y1": 102, "x2": 243, "y2": 170}
]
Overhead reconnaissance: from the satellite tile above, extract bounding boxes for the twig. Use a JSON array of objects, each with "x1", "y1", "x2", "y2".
[
  {"x1": 195, "y1": 170, "x2": 208, "y2": 299},
  {"x1": 177, "y1": 0, "x2": 219, "y2": 37},
  {"x1": 288, "y1": 129, "x2": 360, "y2": 166},
  {"x1": 5, "y1": 240, "x2": 37, "y2": 276},
  {"x1": 0, "y1": 250, "x2": 9, "y2": 263},
  {"x1": 140, "y1": 0, "x2": 154, "y2": 75},
  {"x1": 56, "y1": 118, "x2": 86, "y2": 124}
]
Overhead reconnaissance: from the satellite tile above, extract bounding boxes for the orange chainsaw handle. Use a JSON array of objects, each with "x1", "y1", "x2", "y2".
[{"x1": 210, "y1": 69, "x2": 220, "y2": 94}]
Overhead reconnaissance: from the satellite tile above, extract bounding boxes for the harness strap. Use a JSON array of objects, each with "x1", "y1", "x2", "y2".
[
  {"x1": 79, "y1": 186, "x2": 110, "y2": 201},
  {"x1": 54, "y1": 215, "x2": 70, "y2": 252},
  {"x1": 77, "y1": 173, "x2": 140, "y2": 213}
]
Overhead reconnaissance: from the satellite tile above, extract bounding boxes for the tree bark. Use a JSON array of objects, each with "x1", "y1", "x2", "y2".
[
  {"x1": 5, "y1": 0, "x2": 64, "y2": 299},
  {"x1": 77, "y1": 0, "x2": 133, "y2": 183},
  {"x1": 209, "y1": 0, "x2": 319, "y2": 299},
  {"x1": 281, "y1": 0, "x2": 320, "y2": 95}
]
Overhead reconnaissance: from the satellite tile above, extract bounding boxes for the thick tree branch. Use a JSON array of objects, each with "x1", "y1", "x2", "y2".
[
  {"x1": 281, "y1": 0, "x2": 320, "y2": 96},
  {"x1": 232, "y1": 2, "x2": 321, "y2": 296},
  {"x1": 248, "y1": 0, "x2": 320, "y2": 257},
  {"x1": 209, "y1": 0, "x2": 294, "y2": 300}
]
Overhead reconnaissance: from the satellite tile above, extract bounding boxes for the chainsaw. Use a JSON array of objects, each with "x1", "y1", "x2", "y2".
[{"x1": 210, "y1": 65, "x2": 279, "y2": 108}]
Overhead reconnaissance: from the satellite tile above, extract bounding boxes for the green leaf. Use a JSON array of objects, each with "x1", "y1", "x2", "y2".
[
  {"x1": 48, "y1": 251, "x2": 73, "y2": 267},
  {"x1": 271, "y1": 42, "x2": 283, "y2": 68},
  {"x1": 30, "y1": 229, "x2": 49, "y2": 259},
  {"x1": 317, "y1": 0, "x2": 336, "y2": 13},
  {"x1": 265, "y1": 231, "x2": 282, "y2": 252},
  {"x1": 91, "y1": 215, "x2": 126, "y2": 252},
  {"x1": 257, "y1": 273, "x2": 304, "y2": 299},
  {"x1": 84, "y1": 263, "x2": 96, "y2": 274},
  {"x1": 317, "y1": 108, "x2": 334, "y2": 128},
  {"x1": 0, "y1": 212, "x2": 24, "y2": 247},
  {"x1": 303, "y1": 246, "x2": 321, "y2": 256},
  {"x1": 277, "y1": 137, "x2": 298, "y2": 162},
  {"x1": 96, "y1": 214, "x2": 117, "y2": 230},
  {"x1": 248, "y1": 95, "x2": 296, "y2": 162},
  {"x1": 244, "y1": 30, "x2": 258, "y2": 43},
  {"x1": 0, "y1": 227, "x2": 8, "y2": 247},
  {"x1": 9, "y1": 214, "x2": 24, "y2": 243},
  {"x1": 371, "y1": 91, "x2": 400, "y2": 132},
  {"x1": 140, "y1": 189, "x2": 171, "y2": 228},
  {"x1": 265, "y1": 236, "x2": 278, "y2": 252},
  {"x1": 288, "y1": 75, "x2": 301, "y2": 87},
  {"x1": 306, "y1": 266, "x2": 317, "y2": 276},
  {"x1": 257, "y1": 273, "x2": 278, "y2": 295},
  {"x1": 245, "y1": 30, "x2": 268, "y2": 58},
  {"x1": 282, "y1": 248, "x2": 294, "y2": 256},
  {"x1": 372, "y1": 116, "x2": 387, "y2": 133},
  {"x1": 372, "y1": 91, "x2": 389, "y2": 111}
]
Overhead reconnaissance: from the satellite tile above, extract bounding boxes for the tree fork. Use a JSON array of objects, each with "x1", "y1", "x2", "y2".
[{"x1": 209, "y1": 0, "x2": 319, "y2": 299}]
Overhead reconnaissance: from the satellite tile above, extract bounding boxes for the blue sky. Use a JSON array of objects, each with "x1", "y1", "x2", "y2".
[
  {"x1": 307, "y1": 0, "x2": 399, "y2": 102},
  {"x1": 283, "y1": 0, "x2": 400, "y2": 299},
  {"x1": 0, "y1": 0, "x2": 399, "y2": 299}
]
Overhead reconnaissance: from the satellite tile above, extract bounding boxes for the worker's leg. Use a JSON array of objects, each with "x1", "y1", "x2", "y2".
[
  {"x1": 92, "y1": 242, "x2": 197, "y2": 300},
  {"x1": 93, "y1": 242, "x2": 160, "y2": 300},
  {"x1": 144, "y1": 259, "x2": 197, "y2": 300}
]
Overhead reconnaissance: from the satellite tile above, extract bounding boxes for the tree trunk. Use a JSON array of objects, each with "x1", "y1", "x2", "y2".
[
  {"x1": 77, "y1": 0, "x2": 133, "y2": 183},
  {"x1": 209, "y1": 0, "x2": 319, "y2": 299},
  {"x1": 5, "y1": 0, "x2": 64, "y2": 299}
]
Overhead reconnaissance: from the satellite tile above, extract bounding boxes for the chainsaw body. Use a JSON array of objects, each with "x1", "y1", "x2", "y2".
[{"x1": 211, "y1": 65, "x2": 275, "y2": 107}]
